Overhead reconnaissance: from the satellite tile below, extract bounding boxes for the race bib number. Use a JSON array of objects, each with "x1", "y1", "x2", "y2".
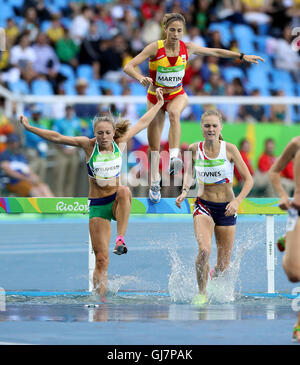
[{"x1": 156, "y1": 65, "x2": 185, "y2": 87}]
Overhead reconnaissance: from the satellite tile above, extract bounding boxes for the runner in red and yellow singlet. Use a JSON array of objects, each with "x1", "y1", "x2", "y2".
[{"x1": 124, "y1": 12, "x2": 264, "y2": 203}]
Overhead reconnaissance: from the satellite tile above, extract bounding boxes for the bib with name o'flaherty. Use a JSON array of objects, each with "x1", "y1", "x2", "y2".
[{"x1": 86, "y1": 140, "x2": 122, "y2": 185}]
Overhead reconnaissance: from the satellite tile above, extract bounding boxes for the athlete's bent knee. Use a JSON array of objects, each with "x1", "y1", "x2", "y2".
[
  {"x1": 95, "y1": 253, "x2": 109, "y2": 271},
  {"x1": 168, "y1": 109, "x2": 181, "y2": 123},
  {"x1": 197, "y1": 247, "x2": 210, "y2": 263},
  {"x1": 117, "y1": 185, "x2": 132, "y2": 200}
]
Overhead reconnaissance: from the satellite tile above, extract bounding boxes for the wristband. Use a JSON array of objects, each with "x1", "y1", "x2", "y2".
[{"x1": 239, "y1": 53, "x2": 244, "y2": 60}]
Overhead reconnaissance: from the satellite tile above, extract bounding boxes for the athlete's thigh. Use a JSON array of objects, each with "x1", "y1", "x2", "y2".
[
  {"x1": 193, "y1": 214, "x2": 215, "y2": 251},
  {"x1": 166, "y1": 93, "x2": 188, "y2": 116},
  {"x1": 89, "y1": 217, "x2": 111, "y2": 256},
  {"x1": 214, "y1": 225, "x2": 236, "y2": 252},
  {"x1": 284, "y1": 217, "x2": 300, "y2": 271},
  {"x1": 147, "y1": 99, "x2": 166, "y2": 149},
  {"x1": 111, "y1": 186, "x2": 132, "y2": 217}
]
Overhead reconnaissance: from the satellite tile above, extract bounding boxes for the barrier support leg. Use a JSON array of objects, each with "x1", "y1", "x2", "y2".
[
  {"x1": 88, "y1": 234, "x2": 95, "y2": 292},
  {"x1": 266, "y1": 215, "x2": 275, "y2": 293}
]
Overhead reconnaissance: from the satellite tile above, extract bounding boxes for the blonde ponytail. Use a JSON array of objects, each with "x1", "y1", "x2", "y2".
[{"x1": 92, "y1": 114, "x2": 131, "y2": 139}]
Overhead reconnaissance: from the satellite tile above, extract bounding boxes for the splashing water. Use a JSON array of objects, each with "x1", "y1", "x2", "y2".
[
  {"x1": 167, "y1": 229, "x2": 260, "y2": 304},
  {"x1": 107, "y1": 275, "x2": 141, "y2": 295},
  {"x1": 168, "y1": 245, "x2": 198, "y2": 303},
  {"x1": 207, "y1": 233, "x2": 260, "y2": 303}
]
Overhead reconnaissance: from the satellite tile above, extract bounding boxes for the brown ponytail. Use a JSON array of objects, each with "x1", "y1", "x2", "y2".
[{"x1": 162, "y1": 13, "x2": 186, "y2": 29}]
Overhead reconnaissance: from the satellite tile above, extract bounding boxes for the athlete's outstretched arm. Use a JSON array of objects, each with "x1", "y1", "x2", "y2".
[
  {"x1": 175, "y1": 143, "x2": 197, "y2": 208},
  {"x1": 186, "y1": 42, "x2": 264, "y2": 65},
  {"x1": 123, "y1": 42, "x2": 157, "y2": 86},
  {"x1": 269, "y1": 137, "x2": 300, "y2": 210},
  {"x1": 117, "y1": 88, "x2": 164, "y2": 145},
  {"x1": 19, "y1": 115, "x2": 89, "y2": 149},
  {"x1": 225, "y1": 143, "x2": 253, "y2": 216}
]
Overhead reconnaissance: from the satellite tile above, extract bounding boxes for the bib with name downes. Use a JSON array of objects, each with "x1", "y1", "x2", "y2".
[
  {"x1": 149, "y1": 40, "x2": 188, "y2": 89},
  {"x1": 195, "y1": 141, "x2": 234, "y2": 185},
  {"x1": 87, "y1": 140, "x2": 122, "y2": 184}
]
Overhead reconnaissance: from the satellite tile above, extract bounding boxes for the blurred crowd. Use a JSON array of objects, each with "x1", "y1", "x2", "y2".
[{"x1": 0, "y1": 0, "x2": 299, "y2": 197}]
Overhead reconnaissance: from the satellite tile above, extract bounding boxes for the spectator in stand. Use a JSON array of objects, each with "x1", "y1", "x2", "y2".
[
  {"x1": 182, "y1": 26, "x2": 206, "y2": 60},
  {"x1": 130, "y1": 29, "x2": 145, "y2": 54},
  {"x1": 55, "y1": 27, "x2": 80, "y2": 69},
  {"x1": 241, "y1": 0, "x2": 272, "y2": 26},
  {"x1": 234, "y1": 138, "x2": 254, "y2": 184},
  {"x1": 203, "y1": 72, "x2": 226, "y2": 96},
  {"x1": 5, "y1": 18, "x2": 20, "y2": 45},
  {"x1": 285, "y1": 0, "x2": 300, "y2": 27},
  {"x1": 10, "y1": 32, "x2": 38, "y2": 85},
  {"x1": 266, "y1": 1, "x2": 291, "y2": 36},
  {"x1": 258, "y1": 138, "x2": 276, "y2": 171},
  {"x1": 183, "y1": 56, "x2": 204, "y2": 87},
  {"x1": 69, "y1": 5, "x2": 94, "y2": 45},
  {"x1": 270, "y1": 89, "x2": 287, "y2": 123},
  {"x1": 141, "y1": 0, "x2": 161, "y2": 20},
  {"x1": 0, "y1": 133, "x2": 53, "y2": 197},
  {"x1": 21, "y1": 0, "x2": 52, "y2": 23},
  {"x1": 253, "y1": 137, "x2": 277, "y2": 196},
  {"x1": 218, "y1": 83, "x2": 240, "y2": 122},
  {"x1": 185, "y1": 74, "x2": 204, "y2": 98},
  {"x1": 140, "y1": 10, "x2": 164, "y2": 45},
  {"x1": 238, "y1": 89, "x2": 267, "y2": 122},
  {"x1": 24, "y1": 105, "x2": 50, "y2": 182},
  {"x1": 193, "y1": 0, "x2": 211, "y2": 34},
  {"x1": 74, "y1": 78, "x2": 99, "y2": 118},
  {"x1": 203, "y1": 55, "x2": 221, "y2": 82},
  {"x1": 206, "y1": 30, "x2": 229, "y2": 66},
  {"x1": 232, "y1": 77, "x2": 247, "y2": 96},
  {"x1": 215, "y1": 0, "x2": 245, "y2": 24},
  {"x1": 99, "y1": 34, "x2": 127, "y2": 83},
  {"x1": 78, "y1": 22, "x2": 101, "y2": 79},
  {"x1": 50, "y1": 83, "x2": 67, "y2": 120},
  {"x1": 20, "y1": 7, "x2": 40, "y2": 42},
  {"x1": 117, "y1": 86, "x2": 139, "y2": 122},
  {"x1": 0, "y1": 115, "x2": 15, "y2": 154},
  {"x1": 32, "y1": 32, "x2": 64, "y2": 93},
  {"x1": 52, "y1": 105, "x2": 81, "y2": 197},
  {"x1": 0, "y1": 35, "x2": 12, "y2": 75},
  {"x1": 46, "y1": 13, "x2": 65, "y2": 45},
  {"x1": 273, "y1": 25, "x2": 300, "y2": 82},
  {"x1": 95, "y1": 6, "x2": 114, "y2": 40},
  {"x1": 117, "y1": 9, "x2": 138, "y2": 41}
]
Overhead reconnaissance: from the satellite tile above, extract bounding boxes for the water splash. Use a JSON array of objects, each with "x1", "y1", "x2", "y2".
[
  {"x1": 167, "y1": 245, "x2": 198, "y2": 303},
  {"x1": 107, "y1": 275, "x2": 141, "y2": 295},
  {"x1": 207, "y1": 233, "x2": 260, "y2": 303},
  {"x1": 167, "y1": 228, "x2": 260, "y2": 304}
]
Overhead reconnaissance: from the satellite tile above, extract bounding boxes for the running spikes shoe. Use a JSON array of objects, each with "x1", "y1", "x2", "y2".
[
  {"x1": 191, "y1": 293, "x2": 207, "y2": 306},
  {"x1": 292, "y1": 325, "x2": 300, "y2": 342},
  {"x1": 149, "y1": 181, "x2": 161, "y2": 203},
  {"x1": 277, "y1": 235, "x2": 285, "y2": 252},
  {"x1": 169, "y1": 157, "x2": 183, "y2": 175},
  {"x1": 113, "y1": 239, "x2": 128, "y2": 255}
]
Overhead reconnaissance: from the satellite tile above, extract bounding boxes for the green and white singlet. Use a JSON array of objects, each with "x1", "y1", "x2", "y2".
[
  {"x1": 86, "y1": 140, "x2": 122, "y2": 185},
  {"x1": 195, "y1": 141, "x2": 234, "y2": 185}
]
